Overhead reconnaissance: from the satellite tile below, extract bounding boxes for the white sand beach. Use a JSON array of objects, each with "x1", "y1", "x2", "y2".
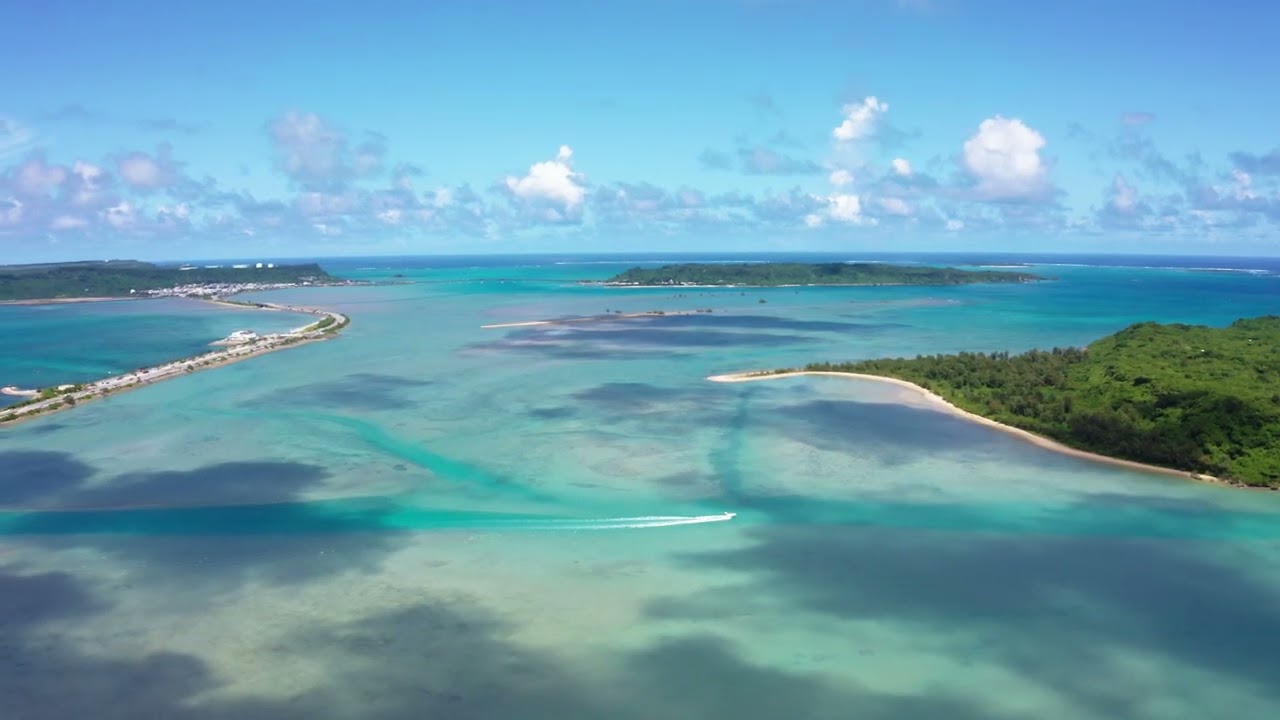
[{"x1": 707, "y1": 370, "x2": 1236, "y2": 487}]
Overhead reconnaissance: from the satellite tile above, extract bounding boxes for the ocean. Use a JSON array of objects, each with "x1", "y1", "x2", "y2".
[{"x1": 3, "y1": 253, "x2": 1280, "y2": 719}]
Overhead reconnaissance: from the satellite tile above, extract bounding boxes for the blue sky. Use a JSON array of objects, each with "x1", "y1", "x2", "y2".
[{"x1": 2, "y1": 0, "x2": 1279, "y2": 261}]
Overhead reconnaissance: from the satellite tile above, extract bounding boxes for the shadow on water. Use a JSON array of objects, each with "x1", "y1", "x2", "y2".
[
  {"x1": 0, "y1": 450, "x2": 405, "y2": 590},
  {"x1": 628, "y1": 313, "x2": 905, "y2": 333},
  {"x1": 652, "y1": 523, "x2": 1280, "y2": 717},
  {"x1": 0, "y1": 565, "x2": 1010, "y2": 720},
  {"x1": 244, "y1": 373, "x2": 433, "y2": 412},
  {"x1": 0, "y1": 451, "x2": 96, "y2": 506}
]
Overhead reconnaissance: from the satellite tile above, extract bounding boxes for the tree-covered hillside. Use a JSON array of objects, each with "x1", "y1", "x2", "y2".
[
  {"x1": 801, "y1": 317, "x2": 1280, "y2": 487},
  {"x1": 0, "y1": 261, "x2": 334, "y2": 300},
  {"x1": 605, "y1": 262, "x2": 1043, "y2": 287}
]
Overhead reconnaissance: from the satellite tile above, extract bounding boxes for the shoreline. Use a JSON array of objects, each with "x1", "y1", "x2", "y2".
[
  {"x1": 708, "y1": 370, "x2": 1256, "y2": 490},
  {"x1": 1, "y1": 299, "x2": 349, "y2": 426}
]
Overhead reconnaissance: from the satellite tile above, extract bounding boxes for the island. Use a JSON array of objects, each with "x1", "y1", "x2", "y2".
[
  {"x1": 712, "y1": 317, "x2": 1280, "y2": 488},
  {"x1": 602, "y1": 262, "x2": 1044, "y2": 287},
  {"x1": 0, "y1": 259, "x2": 351, "y2": 302}
]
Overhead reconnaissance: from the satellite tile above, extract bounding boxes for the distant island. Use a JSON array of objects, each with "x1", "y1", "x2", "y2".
[
  {"x1": 714, "y1": 317, "x2": 1280, "y2": 488},
  {"x1": 0, "y1": 260, "x2": 347, "y2": 302},
  {"x1": 603, "y1": 262, "x2": 1044, "y2": 287}
]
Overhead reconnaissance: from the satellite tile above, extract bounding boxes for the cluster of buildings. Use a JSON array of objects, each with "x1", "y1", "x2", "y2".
[{"x1": 141, "y1": 282, "x2": 316, "y2": 299}]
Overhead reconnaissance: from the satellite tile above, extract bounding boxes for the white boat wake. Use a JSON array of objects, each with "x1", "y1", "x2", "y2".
[{"x1": 530, "y1": 512, "x2": 738, "y2": 530}]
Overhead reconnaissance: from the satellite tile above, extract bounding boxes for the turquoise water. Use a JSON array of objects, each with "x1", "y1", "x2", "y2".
[
  {"x1": 3, "y1": 254, "x2": 1280, "y2": 719},
  {"x1": 0, "y1": 298, "x2": 308, "y2": 406}
]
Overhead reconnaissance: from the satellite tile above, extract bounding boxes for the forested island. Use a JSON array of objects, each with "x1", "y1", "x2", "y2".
[
  {"x1": 796, "y1": 317, "x2": 1280, "y2": 487},
  {"x1": 604, "y1": 262, "x2": 1044, "y2": 287},
  {"x1": 0, "y1": 260, "x2": 339, "y2": 301}
]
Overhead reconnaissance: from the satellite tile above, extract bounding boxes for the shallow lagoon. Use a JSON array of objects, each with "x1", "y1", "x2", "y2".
[{"x1": 3, "y1": 255, "x2": 1280, "y2": 719}]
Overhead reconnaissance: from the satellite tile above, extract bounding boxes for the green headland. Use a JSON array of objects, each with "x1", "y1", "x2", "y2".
[
  {"x1": 604, "y1": 262, "x2": 1044, "y2": 287},
  {"x1": 795, "y1": 317, "x2": 1280, "y2": 487}
]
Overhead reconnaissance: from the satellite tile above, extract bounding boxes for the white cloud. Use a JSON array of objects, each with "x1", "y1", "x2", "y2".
[
  {"x1": 806, "y1": 193, "x2": 875, "y2": 227},
  {"x1": 117, "y1": 147, "x2": 178, "y2": 190},
  {"x1": 829, "y1": 193, "x2": 863, "y2": 222},
  {"x1": 962, "y1": 116, "x2": 1049, "y2": 201},
  {"x1": 69, "y1": 161, "x2": 109, "y2": 207},
  {"x1": 1228, "y1": 169, "x2": 1256, "y2": 200},
  {"x1": 13, "y1": 156, "x2": 68, "y2": 197},
  {"x1": 504, "y1": 145, "x2": 586, "y2": 212},
  {"x1": 946, "y1": 219, "x2": 964, "y2": 231},
  {"x1": 1109, "y1": 175, "x2": 1137, "y2": 212},
  {"x1": 0, "y1": 198, "x2": 23, "y2": 226},
  {"x1": 891, "y1": 158, "x2": 912, "y2": 176},
  {"x1": 103, "y1": 201, "x2": 136, "y2": 229},
  {"x1": 878, "y1": 197, "x2": 912, "y2": 216},
  {"x1": 50, "y1": 214, "x2": 88, "y2": 230},
  {"x1": 118, "y1": 154, "x2": 162, "y2": 187},
  {"x1": 268, "y1": 111, "x2": 347, "y2": 189},
  {"x1": 833, "y1": 97, "x2": 888, "y2": 142},
  {"x1": 828, "y1": 169, "x2": 853, "y2": 186}
]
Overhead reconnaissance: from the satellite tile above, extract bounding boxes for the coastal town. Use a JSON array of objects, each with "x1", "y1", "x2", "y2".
[
  {"x1": 1, "y1": 298, "x2": 349, "y2": 424},
  {"x1": 140, "y1": 279, "x2": 347, "y2": 299}
]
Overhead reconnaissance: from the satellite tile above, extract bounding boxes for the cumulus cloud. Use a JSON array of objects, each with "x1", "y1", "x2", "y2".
[
  {"x1": 68, "y1": 161, "x2": 112, "y2": 208},
  {"x1": 833, "y1": 97, "x2": 888, "y2": 142},
  {"x1": 103, "y1": 201, "x2": 137, "y2": 229},
  {"x1": 0, "y1": 198, "x2": 23, "y2": 227},
  {"x1": 1096, "y1": 174, "x2": 1155, "y2": 229},
  {"x1": 805, "y1": 193, "x2": 875, "y2": 227},
  {"x1": 504, "y1": 145, "x2": 586, "y2": 221},
  {"x1": 49, "y1": 214, "x2": 87, "y2": 230},
  {"x1": 116, "y1": 145, "x2": 181, "y2": 190},
  {"x1": 962, "y1": 116, "x2": 1050, "y2": 201},
  {"x1": 829, "y1": 169, "x2": 853, "y2": 186},
  {"x1": 1109, "y1": 175, "x2": 1139, "y2": 213},
  {"x1": 877, "y1": 197, "x2": 913, "y2": 216},
  {"x1": 10, "y1": 154, "x2": 68, "y2": 197},
  {"x1": 267, "y1": 111, "x2": 350, "y2": 190},
  {"x1": 891, "y1": 158, "x2": 912, "y2": 176}
]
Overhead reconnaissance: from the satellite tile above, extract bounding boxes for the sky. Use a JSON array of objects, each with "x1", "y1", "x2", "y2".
[{"x1": 2, "y1": 0, "x2": 1279, "y2": 262}]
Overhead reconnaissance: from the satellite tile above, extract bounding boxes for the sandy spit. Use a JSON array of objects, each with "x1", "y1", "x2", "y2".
[{"x1": 707, "y1": 370, "x2": 1252, "y2": 488}]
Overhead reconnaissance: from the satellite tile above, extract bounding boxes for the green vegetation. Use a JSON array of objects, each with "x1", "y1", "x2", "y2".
[
  {"x1": 0, "y1": 260, "x2": 335, "y2": 301},
  {"x1": 801, "y1": 317, "x2": 1280, "y2": 487},
  {"x1": 605, "y1": 262, "x2": 1043, "y2": 287}
]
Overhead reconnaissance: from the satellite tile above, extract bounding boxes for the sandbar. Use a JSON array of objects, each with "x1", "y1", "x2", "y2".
[{"x1": 482, "y1": 309, "x2": 710, "y2": 329}]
